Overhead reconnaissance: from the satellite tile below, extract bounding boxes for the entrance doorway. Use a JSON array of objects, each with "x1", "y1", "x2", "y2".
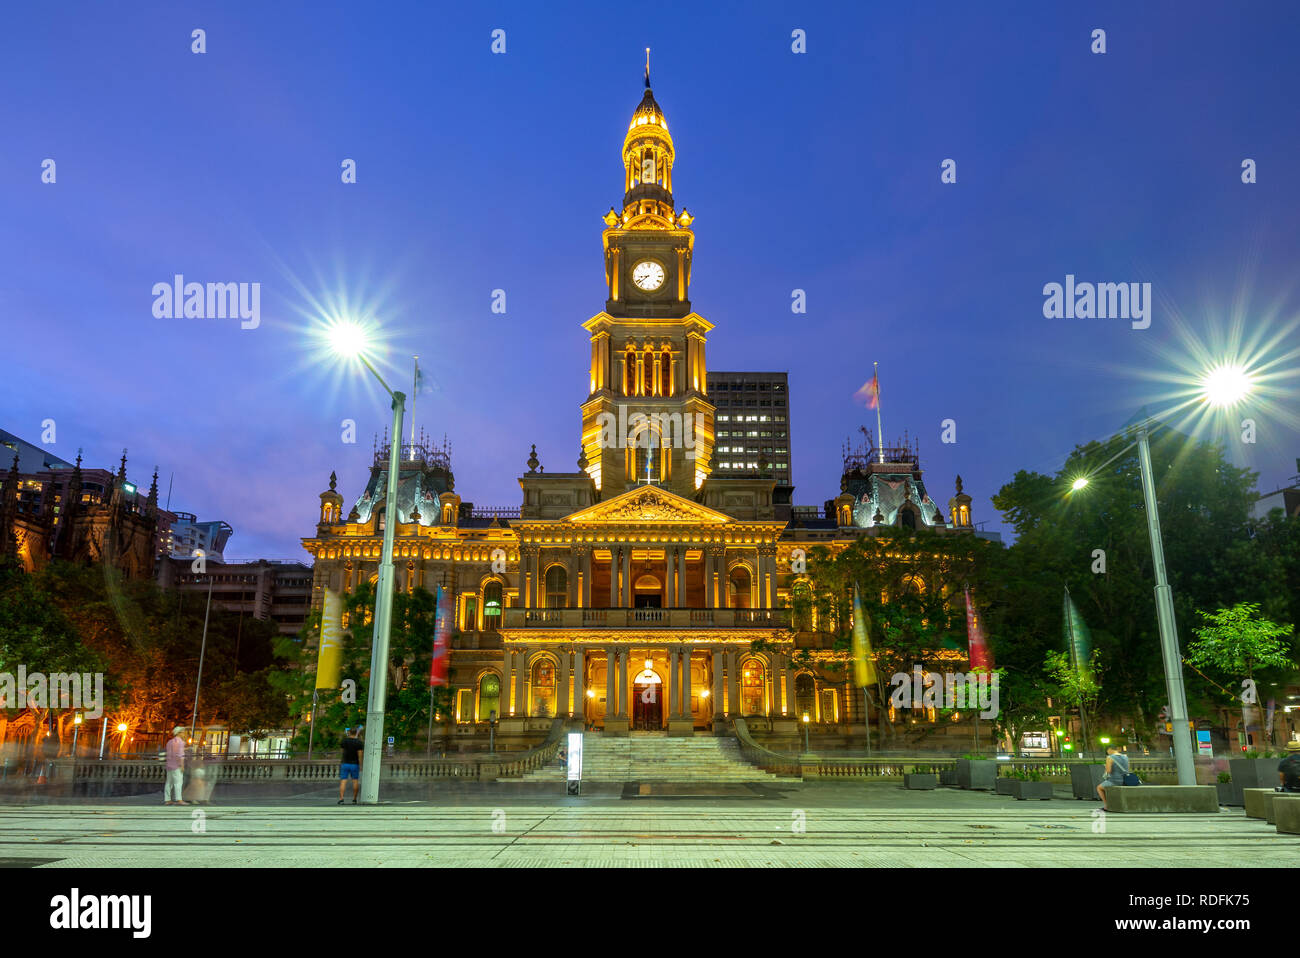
[{"x1": 632, "y1": 667, "x2": 663, "y2": 730}]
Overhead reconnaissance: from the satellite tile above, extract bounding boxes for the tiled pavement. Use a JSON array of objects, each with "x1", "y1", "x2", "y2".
[{"x1": 0, "y1": 783, "x2": 1294, "y2": 867}]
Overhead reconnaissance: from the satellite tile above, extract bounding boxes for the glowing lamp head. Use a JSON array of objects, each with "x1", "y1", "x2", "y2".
[
  {"x1": 1070, "y1": 477, "x2": 1089, "y2": 492},
  {"x1": 1200, "y1": 362, "x2": 1254, "y2": 408},
  {"x1": 328, "y1": 321, "x2": 370, "y2": 358},
  {"x1": 117, "y1": 723, "x2": 128, "y2": 732}
]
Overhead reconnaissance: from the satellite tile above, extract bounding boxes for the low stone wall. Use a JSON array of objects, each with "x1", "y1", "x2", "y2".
[{"x1": 1107, "y1": 785, "x2": 1219, "y2": 813}]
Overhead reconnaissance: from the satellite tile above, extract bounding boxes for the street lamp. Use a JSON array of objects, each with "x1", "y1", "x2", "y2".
[
  {"x1": 801, "y1": 712, "x2": 811, "y2": 753},
  {"x1": 330, "y1": 320, "x2": 406, "y2": 805},
  {"x1": 1065, "y1": 365, "x2": 1257, "y2": 787}
]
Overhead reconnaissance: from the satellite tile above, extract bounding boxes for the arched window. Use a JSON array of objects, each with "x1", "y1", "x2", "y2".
[
  {"x1": 531, "y1": 658, "x2": 556, "y2": 717},
  {"x1": 483, "y1": 581, "x2": 503, "y2": 630},
  {"x1": 477, "y1": 673, "x2": 500, "y2": 721},
  {"x1": 662, "y1": 349, "x2": 672, "y2": 395},
  {"x1": 741, "y1": 659, "x2": 766, "y2": 714},
  {"x1": 795, "y1": 673, "x2": 816, "y2": 721},
  {"x1": 729, "y1": 567, "x2": 751, "y2": 609},
  {"x1": 545, "y1": 565, "x2": 568, "y2": 608},
  {"x1": 791, "y1": 580, "x2": 813, "y2": 631}
]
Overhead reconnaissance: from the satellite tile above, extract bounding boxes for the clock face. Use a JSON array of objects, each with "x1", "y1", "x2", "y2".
[{"x1": 632, "y1": 260, "x2": 665, "y2": 292}]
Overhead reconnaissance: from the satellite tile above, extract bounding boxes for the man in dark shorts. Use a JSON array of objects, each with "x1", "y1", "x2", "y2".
[
  {"x1": 338, "y1": 727, "x2": 364, "y2": 805},
  {"x1": 1278, "y1": 741, "x2": 1300, "y2": 792}
]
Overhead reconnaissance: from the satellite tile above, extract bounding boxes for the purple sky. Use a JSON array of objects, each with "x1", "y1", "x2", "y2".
[{"x1": 4, "y1": 1, "x2": 1299, "y2": 561}]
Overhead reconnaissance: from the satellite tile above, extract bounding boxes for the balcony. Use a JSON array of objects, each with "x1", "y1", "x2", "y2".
[{"x1": 501, "y1": 608, "x2": 789, "y2": 630}]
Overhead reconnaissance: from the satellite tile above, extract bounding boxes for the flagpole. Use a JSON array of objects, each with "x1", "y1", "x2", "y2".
[
  {"x1": 863, "y1": 687, "x2": 872, "y2": 758},
  {"x1": 873, "y1": 361, "x2": 884, "y2": 463},
  {"x1": 410, "y1": 355, "x2": 418, "y2": 460}
]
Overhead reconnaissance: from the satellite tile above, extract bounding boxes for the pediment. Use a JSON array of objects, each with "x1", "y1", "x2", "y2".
[{"x1": 565, "y1": 485, "x2": 731, "y2": 524}]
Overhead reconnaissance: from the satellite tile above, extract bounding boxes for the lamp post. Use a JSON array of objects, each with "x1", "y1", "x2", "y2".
[
  {"x1": 190, "y1": 574, "x2": 214, "y2": 743},
  {"x1": 801, "y1": 712, "x2": 811, "y2": 754},
  {"x1": 325, "y1": 321, "x2": 407, "y2": 803},
  {"x1": 1133, "y1": 422, "x2": 1197, "y2": 785}
]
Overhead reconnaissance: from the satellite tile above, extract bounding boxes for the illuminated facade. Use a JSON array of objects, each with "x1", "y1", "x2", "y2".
[{"x1": 301, "y1": 74, "x2": 979, "y2": 746}]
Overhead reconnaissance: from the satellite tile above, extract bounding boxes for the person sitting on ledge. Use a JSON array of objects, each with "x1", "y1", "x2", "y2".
[
  {"x1": 1095, "y1": 744, "x2": 1130, "y2": 811},
  {"x1": 1277, "y1": 741, "x2": 1300, "y2": 793}
]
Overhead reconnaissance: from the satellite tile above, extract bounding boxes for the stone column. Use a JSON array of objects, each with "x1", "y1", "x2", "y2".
[
  {"x1": 682, "y1": 648, "x2": 693, "y2": 727},
  {"x1": 605, "y1": 646, "x2": 616, "y2": 724},
  {"x1": 621, "y1": 547, "x2": 632, "y2": 607},
  {"x1": 667, "y1": 648, "x2": 680, "y2": 720},
  {"x1": 504, "y1": 649, "x2": 516, "y2": 716},
  {"x1": 557, "y1": 647, "x2": 571, "y2": 719},
  {"x1": 581, "y1": 550, "x2": 592, "y2": 607},
  {"x1": 608, "y1": 549, "x2": 618, "y2": 608},
  {"x1": 711, "y1": 649, "x2": 724, "y2": 720},
  {"x1": 728, "y1": 649, "x2": 741, "y2": 715},
  {"x1": 573, "y1": 648, "x2": 585, "y2": 725},
  {"x1": 617, "y1": 648, "x2": 629, "y2": 721},
  {"x1": 784, "y1": 655, "x2": 796, "y2": 718},
  {"x1": 665, "y1": 545, "x2": 675, "y2": 609},
  {"x1": 515, "y1": 649, "x2": 531, "y2": 716},
  {"x1": 677, "y1": 548, "x2": 687, "y2": 606}
]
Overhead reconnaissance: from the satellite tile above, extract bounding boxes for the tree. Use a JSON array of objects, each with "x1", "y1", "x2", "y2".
[
  {"x1": 284, "y1": 581, "x2": 455, "y2": 753},
  {"x1": 784, "y1": 529, "x2": 1006, "y2": 747},
  {"x1": 991, "y1": 428, "x2": 1288, "y2": 744},
  {"x1": 1044, "y1": 649, "x2": 1102, "y2": 756},
  {"x1": 1186, "y1": 602, "x2": 1297, "y2": 747}
]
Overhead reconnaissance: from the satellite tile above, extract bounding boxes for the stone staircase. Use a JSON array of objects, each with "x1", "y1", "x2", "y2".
[{"x1": 509, "y1": 733, "x2": 800, "y2": 783}]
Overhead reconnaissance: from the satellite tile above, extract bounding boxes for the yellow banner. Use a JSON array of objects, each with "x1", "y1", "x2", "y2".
[
  {"x1": 315, "y1": 589, "x2": 344, "y2": 690},
  {"x1": 851, "y1": 585, "x2": 876, "y2": 688}
]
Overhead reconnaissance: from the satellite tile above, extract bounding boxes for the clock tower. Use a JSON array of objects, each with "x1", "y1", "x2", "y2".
[{"x1": 581, "y1": 67, "x2": 715, "y2": 498}]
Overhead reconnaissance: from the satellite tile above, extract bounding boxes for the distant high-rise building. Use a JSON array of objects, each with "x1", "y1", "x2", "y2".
[
  {"x1": 705, "y1": 372, "x2": 791, "y2": 479},
  {"x1": 157, "y1": 558, "x2": 313, "y2": 637},
  {"x1": 168, "y1": 512, "x2": 234, "y2": 563}
]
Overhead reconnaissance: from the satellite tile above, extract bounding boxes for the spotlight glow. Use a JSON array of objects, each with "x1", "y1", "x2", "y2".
[
  {"x1": 1199, "y1": 362, "x2": 1255, "y2": 408},
  {"x1": 328, "y1": 320, "x2": 370, "y2": 358},
  {"x1": 1070, "y1": 477, "x2": 1090, "y2": 491}
]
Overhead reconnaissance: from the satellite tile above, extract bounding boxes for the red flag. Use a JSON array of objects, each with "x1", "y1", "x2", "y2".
[
  {"x1": 965, "y1": 585, "x2": 993, "y2": 671},
  {"x1": 854, "y1": 374, "x2": 880, "y2": 409},
  {"x1": 430, "y1": 585, "x2": 451, "y2": 687}
]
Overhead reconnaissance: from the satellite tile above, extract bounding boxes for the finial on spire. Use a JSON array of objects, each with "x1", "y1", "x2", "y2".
[{"x1": 645, "y1": 47, "x2": 651, "y2": 88}]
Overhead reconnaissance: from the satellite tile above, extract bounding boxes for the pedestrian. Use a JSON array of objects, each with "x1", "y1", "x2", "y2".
[
  {"x1": 1277, "y1": 741, "x2": 1300, "y2": 792},
  {"x1": 164, "y1": 726, "x2": 187, "y2": 806},
  {"x1": 1095, "y1": 744, "x2": 1131, "y2": 810},
  {"x1": 338, "y1": 727, "x2": 364, "y2": 805}
]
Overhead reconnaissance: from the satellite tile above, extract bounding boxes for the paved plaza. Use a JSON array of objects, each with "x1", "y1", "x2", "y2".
[{"x1": 1, "y1": 783, "x2": 1295, "y2": 867}]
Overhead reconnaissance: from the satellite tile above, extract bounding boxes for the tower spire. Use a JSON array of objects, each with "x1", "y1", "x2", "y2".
[{"x1": 645, "y1": 47, "x2": 651, "y2": 88}]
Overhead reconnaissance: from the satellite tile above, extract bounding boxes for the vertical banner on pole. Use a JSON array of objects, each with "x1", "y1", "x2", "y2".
[
  {"x1": 430, "y1": 585, "x2": 452, "y2": 688},
  {"x1": 316, "y1": 589, "x2": 344, "y2": 690}
]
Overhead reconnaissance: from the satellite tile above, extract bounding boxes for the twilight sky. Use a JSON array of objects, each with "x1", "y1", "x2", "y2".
[{"x1": 4, "y1": 1, "x2": 1299, "y2": 561}]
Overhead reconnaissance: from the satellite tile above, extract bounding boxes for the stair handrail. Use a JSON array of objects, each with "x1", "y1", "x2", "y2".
[
  {"x1": 495, "y1": 718, "x2": 568, "y2": 779},
  {"x1": 731, "y1": 717, "x2": 803, "y2": 777}
]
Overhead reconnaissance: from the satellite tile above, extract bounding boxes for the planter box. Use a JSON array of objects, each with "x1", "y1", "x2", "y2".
[
  {"x1": 938, "y1": 768, "x2": 958, "y2": 787},
  {"x1": 1242, "y1": 788, "x2": 1281, "y2": 821},
  {"x1": 995, "y1": 778, "x2": 1017, "y2": 796},
  {"x1": 956, "y1": 759, "x2": 997, "y2": 791},
  {"x1": 1012, "y1": 780, "x2": 1055, "y2": 801},
  {"x1": 1070, "y1": 763, "x2": 1106, "y2": 800},
  {"x1": 1215, "y1": 782, "x2": 1238, "y2": 806},
  {"x1": 903, "y1": 773, "x2": 938, "y2": 790},
  {"x1": 1229, "y1": 758, "x2": 1281, "y2": 791},
  {"x1": 1275, "y1": 796, "x2": 1300, "y2": 835}
]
